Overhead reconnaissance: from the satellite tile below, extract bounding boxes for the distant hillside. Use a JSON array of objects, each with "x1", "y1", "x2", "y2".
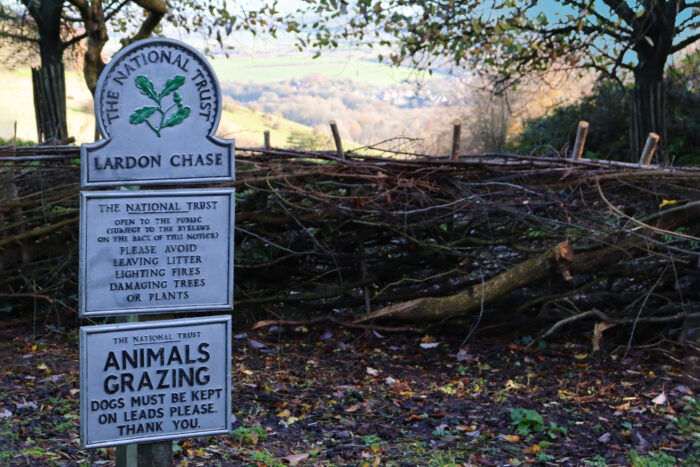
[
  {"x1": 0, "y1": 68, "x2": 318, "y2": 147},
  {"x1": 211, "y1": 55, "x2": 437, "y2": 87},
  {"x1": 0, "y1": 68, "x2": 94, "y2": 143}
]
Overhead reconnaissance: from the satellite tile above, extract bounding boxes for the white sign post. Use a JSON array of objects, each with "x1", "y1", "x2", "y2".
[{"x1": 78, "y1": 37, "x2": 235, "y2": 466}]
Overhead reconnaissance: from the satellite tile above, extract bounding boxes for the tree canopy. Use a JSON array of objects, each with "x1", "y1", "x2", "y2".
[{"x1": 264, "y1": 1, "x2": 700, "y2": 161}]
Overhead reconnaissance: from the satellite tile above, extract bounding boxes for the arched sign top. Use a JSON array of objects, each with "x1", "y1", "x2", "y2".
[
  {"x1": 82, "y1": 38, "x2": 234, "y2": 188},
  {"x1": 94, "y1": 38, "x2": 222, "y2": 140}
]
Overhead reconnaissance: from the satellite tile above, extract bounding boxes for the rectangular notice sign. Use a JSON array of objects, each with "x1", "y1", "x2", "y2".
[
  {"x1": 79, "y1": 188, "x2": 234, "y2": 317},
  {"x1": 80, "y1": 316, "x2": 232, "y2": 448}
]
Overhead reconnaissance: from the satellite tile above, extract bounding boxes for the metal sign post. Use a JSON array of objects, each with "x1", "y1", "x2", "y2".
[{"x1": 78, "y1": 37, "x2": 235, "y2": 466}]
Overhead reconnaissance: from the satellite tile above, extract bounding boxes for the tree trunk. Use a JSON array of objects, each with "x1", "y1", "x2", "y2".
[
  {"x1": 83, "y1": 1, "x2": 109, "y2": 97},
  {"x1": 30, "y1": 0, "x2": 68, "y2": 143},
  {"x1": 629, "y1": 3, "x2": 677, "y2": 165},
  {"x1": 631, "y1": 63, "x2": 666, "y2": 164},
  {"x1": 31, "y1": 63, "x2": 67, "y2": 143}
]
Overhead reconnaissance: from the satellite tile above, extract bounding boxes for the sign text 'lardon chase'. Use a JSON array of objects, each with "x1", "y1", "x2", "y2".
[{"x1": 81, "y1": 38, "x2": 234, "y2": 187}]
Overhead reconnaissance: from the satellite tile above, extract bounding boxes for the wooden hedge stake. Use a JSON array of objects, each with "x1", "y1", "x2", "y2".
[
  {"x1": 329, "y1": 120, "x2": 344, "y2": 160},
  {"x1": 451, "y1": 118, "x2": 462, "y2": 161},
  {"x1": 639, "y1": 132, "x2": 660, "y2": 166},
  {"x1": 263, "y1": 130, "x2": 270, "y2": 150},
  {"x1": 570, "y1": 121, "x2": 589, "y2": 161}
]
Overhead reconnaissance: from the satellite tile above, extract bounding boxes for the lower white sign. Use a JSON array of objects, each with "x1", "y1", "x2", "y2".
[{"x1": 80, "y1": 316, "x2": 231, "y2": 448}]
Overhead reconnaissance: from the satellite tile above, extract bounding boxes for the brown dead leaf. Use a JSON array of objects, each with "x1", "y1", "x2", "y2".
[
  {"x1": 557, "y1": 241, "x2": 574, "y2": 262},
  {"x1": 455, "y1": 425, "x2": 473, "y2": 432},
  {"x1": 283, "y1": 453, "x2": 310, "y2": 465},
  {"x1": 522, "y1": 444, "x2": 541, "y2": 454},
  {"x1": 421, "y1": 334, "x2": 436, "y2": 344},
  {"x1": 504, "y1": 434, "x2": 520, "y2": 443},
  {"x1": 345, "y1": 403, "x2": 362, "y2": 413},
  {"x1": 615, "y1": 401, "x2": 630, "y2": 412}
]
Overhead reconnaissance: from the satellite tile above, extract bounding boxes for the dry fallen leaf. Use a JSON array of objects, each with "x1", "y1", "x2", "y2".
[
  {"x1": 420, "y1": 334, "x2": 436, "y2": 344},
  {"x1": 524, "y1": 444, "x2": 541, "y2": 454},
  {"x1": 283, "y1": 453, "x2": 310, "y2": 465},
  {"x1": 248, "y1": 339, "x2": 266, "y2": 349},
  {"x1": 366, "y1": 367, "x2": 380, "y2": 377},
  {"x1": 345, "y1": 403, "x2": 362, "y2": 413},
  {"x1": 651, "y1": 393, "x2": 667, "y2": 405},
  {"x1": 277, "y1": 409, "x2": 291, "y2": 418},
  {"x1": 504, "y1": 434, "x2": 520, "y2": 443},
  {"x1": 615, "y1": 401, "x2": 631, "y2": 412}
]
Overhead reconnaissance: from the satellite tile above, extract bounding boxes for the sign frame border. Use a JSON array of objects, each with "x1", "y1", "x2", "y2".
[
  {"x1": 80, "y1": 37, "x2": 235, "y2": 188},
  {"x1": 80, "y1": 315, "x2": 232, "y2": 449},
  {"x1": 79, "y1": 188, "x2": 235, "y2": 317}
]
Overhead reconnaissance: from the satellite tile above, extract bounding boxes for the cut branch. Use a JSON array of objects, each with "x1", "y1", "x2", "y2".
[{"x1": 354, "y1": 241, "x2": 573, "y2": 323}]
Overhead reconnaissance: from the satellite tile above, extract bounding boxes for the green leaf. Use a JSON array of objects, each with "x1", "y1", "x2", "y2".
[
  {"x1": 159, "y1": 75, "x2": 186, "y2": 98},
  {"x1": 135, "y1": 76, "x2": 158, "y2": 102},
  {"x1": 129, "y1": 106, "x2": 158, "y2": 124},
  {"x1": 162, "y1": 106, "x2": 191, "y2": 129}
]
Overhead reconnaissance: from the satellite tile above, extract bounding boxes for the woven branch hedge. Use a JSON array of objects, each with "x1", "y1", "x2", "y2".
[{"x1": 1, "y1": 145, "x2": 699, "y2": 339}]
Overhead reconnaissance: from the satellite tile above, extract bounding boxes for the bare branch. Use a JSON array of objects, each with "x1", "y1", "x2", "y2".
[
  {"x1": 671, "y1": 31, "x2": 700, "y2": 53},
  {"x1": 125, "y1": 0, "x2": 167, "y2": 43}
]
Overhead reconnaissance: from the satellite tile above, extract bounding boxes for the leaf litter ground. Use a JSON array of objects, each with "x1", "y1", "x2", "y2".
[{"x1": 0, "y1": 324, "x2": 697, "y2": 466}]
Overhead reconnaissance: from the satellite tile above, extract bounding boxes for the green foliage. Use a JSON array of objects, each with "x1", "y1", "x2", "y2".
[
  {"x1": 361, "y1": 434, "x2": 386, "y2": 446},
  {"x1": 514, "y1": 82, "x2": 629, "y2": 160},
  {"x1": 582, "y1": 455, "x2": 607, "y2": 466},
  {"x1": 670, "y1": 397, "x2": 700, "y2": 436},
  {"x1": 627, "y1": 450, "x2": 676, "y2": 467},
  {"x1": 0, "y1": 136, "x2": 36, "y2": 146},
  {"x1": 263, "y1": 2, "x2": 699, "y2": 93},
  {"x1": 286, "y1": 129, "x2": 329, "y2": 151},
  {"x1": 515, "y1": 52, "x2": 700, "y2": 164},
  {"x1": 510, "y1": 408, "x2": 544, "y2": 435},
  {"x1": 249, "y1": 449, "x2": 284, "y2": 467},
  {"x1": 509, "y1": 408, "x2": 566, "y2": 439},
  {"x1": 263, "y1": 1, "x2": 699, "y2": 159},
  {"x1": 231, "y1": 425, "x2": 267, "y2": 445}
]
